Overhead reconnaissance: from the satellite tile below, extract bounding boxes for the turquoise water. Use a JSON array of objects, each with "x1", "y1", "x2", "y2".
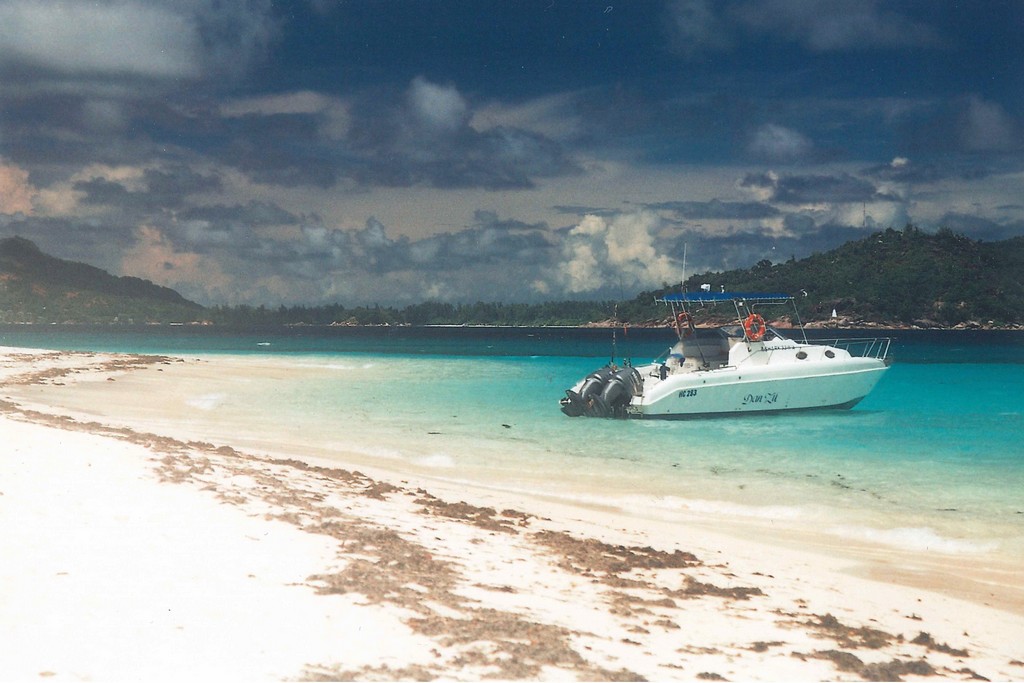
[{"x1": 3, "y1": 325, "x2": 1023, "y2": 557}]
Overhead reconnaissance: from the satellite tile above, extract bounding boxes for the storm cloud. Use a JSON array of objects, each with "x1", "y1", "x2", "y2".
[
  {"x1": 0, "y1": 1, "x2": 1021, "y2": 306},
  {"x1": 740, "y1": 172, "x2": 900, "y2": 205}
]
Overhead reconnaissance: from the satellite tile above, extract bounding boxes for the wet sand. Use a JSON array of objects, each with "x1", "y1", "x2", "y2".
[{"x1": 2, "y1": 346, "x2": 1023, "y2": 681}]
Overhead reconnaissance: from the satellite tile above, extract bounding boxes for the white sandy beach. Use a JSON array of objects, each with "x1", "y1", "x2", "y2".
[{"x1": 2, "y1": 346, "x2": 1023, "y2": 681}]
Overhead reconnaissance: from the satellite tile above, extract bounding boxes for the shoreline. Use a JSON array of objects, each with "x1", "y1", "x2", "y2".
[
  {"x1": 3, "y1": 346, "x2": 1024, "y2": 680},
  {"x1": 3, "y1": 320, "x2": 1024, "y2": 331}
]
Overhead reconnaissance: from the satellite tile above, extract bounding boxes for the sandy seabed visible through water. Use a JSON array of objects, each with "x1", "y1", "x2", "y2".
[{"x1": 2, "y1": 346, "x2": 1024, "y2": 681}]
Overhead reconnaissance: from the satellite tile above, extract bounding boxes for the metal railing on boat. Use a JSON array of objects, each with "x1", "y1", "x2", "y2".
[{"x1": 809, "y1": 337, "x2": 891, "y2": 360}]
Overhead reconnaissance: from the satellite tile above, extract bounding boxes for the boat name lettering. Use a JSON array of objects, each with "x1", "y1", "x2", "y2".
[
  {"x1": 743, "y1": 392, "x2": 779, "y2": 406},
  {"x1": 677, "y1": 389, "x2": 698, "y2": 398}
]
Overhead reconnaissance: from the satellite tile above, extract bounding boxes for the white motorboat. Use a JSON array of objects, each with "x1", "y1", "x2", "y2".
[{"x1": 560, "y1": 292, "x2": 892, "y2": 419}]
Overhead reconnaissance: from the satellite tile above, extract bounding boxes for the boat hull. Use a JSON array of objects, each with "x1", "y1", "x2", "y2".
[{"x1": 627, "y1": 357, "x2": 887, "y2": 419}]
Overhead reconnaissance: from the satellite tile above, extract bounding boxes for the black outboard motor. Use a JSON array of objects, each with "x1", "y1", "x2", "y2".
[
  {"x1": 560, "y1": 366, "x2": 614, "y2": 417},
  {"x1": 597, "y1": 367, "x2": 643, "y2": 418},
  {"x1": 580, "y1": 366, "x2": 614, "y2": 399},
  {"x1": 560, "y1": 365, "x2": 642, "y2": 418}
]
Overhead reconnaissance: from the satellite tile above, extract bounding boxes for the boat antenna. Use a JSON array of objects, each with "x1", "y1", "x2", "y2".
[
  {"x1": 794, "y1": 290, "x2": 809, "y2": 343},
  {"x1": 676, "y1": 241, "x2": 688, "y2": 327},
  {"x1": 610, "y1": 302, "x2": 618, "y2": 366},
  {"x1": 681, "y1": 242, "x2": 688, "y2": 294}
]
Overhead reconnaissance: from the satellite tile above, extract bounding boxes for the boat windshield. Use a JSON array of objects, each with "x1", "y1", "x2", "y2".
[{"x1": 717, "y1": 324, "x2": 787, "y2": 342}]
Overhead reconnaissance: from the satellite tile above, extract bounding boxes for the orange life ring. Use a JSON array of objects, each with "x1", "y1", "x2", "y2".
[
  {"x1": 675, "y1": 311, "x2": 695, "y2": 337},
  {"x1": 743, "y1": 313, "x2": 766, "y2": 341}
]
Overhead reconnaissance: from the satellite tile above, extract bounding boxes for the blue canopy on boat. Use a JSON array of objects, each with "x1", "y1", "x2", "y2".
[{"x1": 656, "y1": 291, "x2": 793, "y2": 304}]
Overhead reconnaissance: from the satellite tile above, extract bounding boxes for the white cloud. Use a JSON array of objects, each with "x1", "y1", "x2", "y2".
[
  {"x1": 0, "y1": 0, "x2": 276, "y2": 83},
  {"x1": 71, "y1": 164, "x2": 147, "y2": 189},
  {"x1": 189, "y1": 0, "x2": 276, "y2": 78},
  {"x1": 748, "y1": 124, "x2": 813, "y2": 161},
  {"x1": 0, "y1": 161, "x2": 36, "y2": 214},
  {"x1": 0, "y1": 1, "x2": 201, "y2": 78},
  {"x1": 81, "y1": 99, "x2": 128, "y2": 132},
  {"x1": 734, "y1": 0, "x2": 939, "y2": 51},
  {"x1": 561, "y1": 233, "x2": 602, "y2": 294},
  {"x1": 667, "y1": 0, "x2": 939, "y2": 58},
  {"x1": 471, "y1": 91, "x2": 583, "y2": 141},
  {"x1": 408, "y1": 77, "x2": 468, "y2": 133},
  {"x1": 220, "y1": 91, "x2": 352, "y2": 140},
  {"x1": 221, "y1": 91, "x2": 334, "y2": 117},
  {"x1": 961, "y1": 96, "x2": 1018, "y2": 152},
  {"x1": 554, "y1": 212, "x2": 681, "y2": 294},
  {"x1": 666, "y1": 0, "x2": 733, "y2": 57}
]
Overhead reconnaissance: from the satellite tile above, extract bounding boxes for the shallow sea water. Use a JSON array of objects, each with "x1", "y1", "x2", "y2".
[{"x1": 4, "y1": 325, "x2": 1023, "y2": 560}]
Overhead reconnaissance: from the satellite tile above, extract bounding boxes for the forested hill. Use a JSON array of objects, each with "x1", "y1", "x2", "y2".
[
  {"x1": 668, "y1": 226, "x2": 1024, "y2": 328},
  {"x1": 0, "y1": 236, "x2": 203, "y2": 324}
]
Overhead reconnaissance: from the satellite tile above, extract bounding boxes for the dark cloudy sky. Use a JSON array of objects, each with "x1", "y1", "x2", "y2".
[{"x1": 1, "y1": 1, "x2": 1022, "y2": 305}]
